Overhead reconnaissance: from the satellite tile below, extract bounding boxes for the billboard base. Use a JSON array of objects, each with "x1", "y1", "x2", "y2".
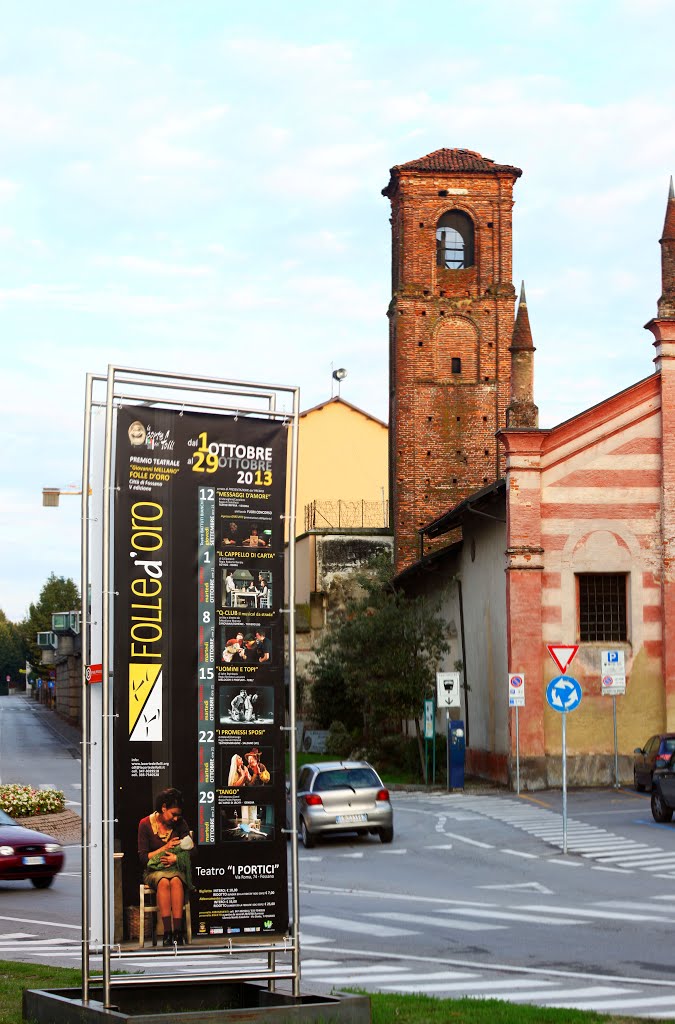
[{"x1": 24, "y1": 982, "x2": 371, "y2": 1024}]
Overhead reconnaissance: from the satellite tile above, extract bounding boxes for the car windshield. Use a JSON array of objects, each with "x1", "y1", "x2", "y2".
[
  {"x1": 663, "y1": 739, "x2": 675, "y2": 753},
  {"x1": 0, "y1": 809, "x2": 16, "y2": 826},
  {"x1": 313, "y1": 768, "x2": 381, "y2": 792}
]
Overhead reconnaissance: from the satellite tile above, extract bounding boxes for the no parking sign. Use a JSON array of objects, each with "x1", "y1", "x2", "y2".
[{"x1": 508, "y1": 673, "x2": 525, "y2": 707}]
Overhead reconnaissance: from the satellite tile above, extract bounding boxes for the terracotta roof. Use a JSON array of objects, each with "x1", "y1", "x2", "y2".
[{"x1": 389, "y1": 148, "x2": 522, "y2": 177}]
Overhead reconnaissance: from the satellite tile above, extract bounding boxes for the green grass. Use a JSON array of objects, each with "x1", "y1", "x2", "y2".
[
  {"x1": 0, "y1": 961, "x2": 81, "y2": 1024},
  {"x1": 2, "y1": 962, "x2": 669, "y2": 1024},
  {"x1": 366, "y1": 991, "x2": 671, "y2": 1023}
]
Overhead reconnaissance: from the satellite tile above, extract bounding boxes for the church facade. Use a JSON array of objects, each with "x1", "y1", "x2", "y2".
[{"x1": 390, "y1": 149, "x2": 675, "y2": 788}]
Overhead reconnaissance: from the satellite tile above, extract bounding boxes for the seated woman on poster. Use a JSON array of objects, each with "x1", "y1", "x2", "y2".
[
  {"x1": 138, "y1": 787, "x2": 194, "y2": 947},
  {"x1": 242, "y1": 527, "x2": 267, "y2": 548},
  {"x1": 227, "y1": 753, "x2": 252, "y2": 787}
]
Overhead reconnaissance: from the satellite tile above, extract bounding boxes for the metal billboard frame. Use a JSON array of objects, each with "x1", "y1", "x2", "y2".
[{"x1": 80, "y1": 366, "x2": 301, "y2": 1008}]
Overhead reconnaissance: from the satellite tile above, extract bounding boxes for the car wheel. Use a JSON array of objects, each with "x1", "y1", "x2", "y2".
[
  {"x1": 300, "y1": 818, "x2": 315, "y2": 849},
  {"x1": 31, "y1": 875, "x2": 55, "y2": 889},
  {"x1": 634, "y1": 768, "x2": 645, "y2": 792},
  {"x1": 651, "y1": 790, "x2": 673, "y2": 823},
  {"x1": 378, "y1": 827, "x2": 394, "y2": 844}
]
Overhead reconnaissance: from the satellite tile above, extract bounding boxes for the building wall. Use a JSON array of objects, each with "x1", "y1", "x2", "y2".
[
  {"x1": 385, "y1": 158, "x2": 520, "y2": 571},
  {"x1": 292, "y1": 398, "x2": 388, "y2": 538},
  {"x1": 502, "y1": 374, "x2": 665, "y2": 786},
  {"x1": 458, "y1": 517, "x2": 509, "y2": 771}
]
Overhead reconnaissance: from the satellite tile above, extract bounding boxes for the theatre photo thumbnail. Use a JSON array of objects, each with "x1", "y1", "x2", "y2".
[
  {"x1": 222, "y1": 566, "x2": 272, "y2": 609},
  {"x1": 219, "y1": 804, "x2": 274, "y2": 842},
  {"x1": 219, "y1": 520, "x2": 271, "y2": 550},
  {"x1": 220, "y1": 685, "x2": 274, "y2": 725},
  {"x1": 220, "y1": 628, "x2": 272, "y2": 665},
  {"x1": 222, "y1": 746, "x2": 273, "y2": 789}
]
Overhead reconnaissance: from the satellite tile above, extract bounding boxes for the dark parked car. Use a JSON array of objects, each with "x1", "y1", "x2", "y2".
[
  {"x1": 0, "y1": 809, "x2": 64, "y2": 888},
  {"x1": 651, "y1": 760, "x2": 675, "y2": 823},
  {"x1": 292, "y1": 761, "x2": 394, "y2": 848},
  {"x1": 633, "y1": 733, "x2": 675, "y2": 791}
]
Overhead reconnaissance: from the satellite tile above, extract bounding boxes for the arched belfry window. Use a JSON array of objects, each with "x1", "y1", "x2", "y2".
[{"x1": 436, "y1": 210, "x2": 475, "y2": 270}]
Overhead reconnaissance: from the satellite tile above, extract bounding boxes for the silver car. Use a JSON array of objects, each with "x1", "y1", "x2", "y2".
[{"x1": 293, "y1": 761, "x2": 394, "y2": 848}]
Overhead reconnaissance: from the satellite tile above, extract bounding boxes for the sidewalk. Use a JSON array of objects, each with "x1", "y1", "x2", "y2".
[{"x1": 19, "y1": 692, "x2": 82, "y2": 759}]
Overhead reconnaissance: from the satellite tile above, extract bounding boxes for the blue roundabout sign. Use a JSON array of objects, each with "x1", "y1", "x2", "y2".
[{"x1": 546, "y1": 675, "x2": 582, "y2": 713}]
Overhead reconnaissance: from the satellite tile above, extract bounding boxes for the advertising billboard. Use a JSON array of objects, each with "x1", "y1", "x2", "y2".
[{"x1": 113, "y1": 405, "x2": 288, "y2": 942}]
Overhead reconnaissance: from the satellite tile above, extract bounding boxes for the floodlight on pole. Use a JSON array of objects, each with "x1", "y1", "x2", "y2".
[
  {"x1": 331, "y1": 367, "x2": 348, "y2": 397},
  {"x1": 42, "y1": 486, "x2": 90, "y2": 508}
]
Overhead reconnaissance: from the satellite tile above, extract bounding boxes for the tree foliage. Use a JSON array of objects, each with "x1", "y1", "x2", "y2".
[
  {"x1": 19, "y1": 573, "x2": 80, "y2": 670},
  {"x1": 0, "y1": 610, "x2": 24, "y2": 683},
  {"x1": 310, "y1": 553, "x2": 449, "y2": 776}
]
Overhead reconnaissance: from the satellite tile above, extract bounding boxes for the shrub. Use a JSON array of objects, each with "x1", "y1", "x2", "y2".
[
  {"x1": 0, "y1": 784, "x2": 66, "y2": 818},
  {"x1": 325, "y1": 720, "x2": 358, "y2": 759}
]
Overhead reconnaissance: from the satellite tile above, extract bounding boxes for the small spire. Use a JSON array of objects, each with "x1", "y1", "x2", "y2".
[
  {"x1": 519, "y1": 280, "x2": 526, "y2": 305},
  {"x1": 511, "y1": 282, "x2": 534, "y2": 351},
  {"x1": 663, "y1": 177, "x2": 675, "y2": 243},
  {"x1": 658, "y1": 177, "x2": 675, "y2": 318}
]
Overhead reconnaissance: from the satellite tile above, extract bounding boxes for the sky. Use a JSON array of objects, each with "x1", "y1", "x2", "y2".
[{"x1": 2, "y1": 0, "x2": 675, "y2": 622}]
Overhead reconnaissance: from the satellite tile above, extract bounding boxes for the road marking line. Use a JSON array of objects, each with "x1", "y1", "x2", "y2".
[
  {"x1": 441, "y1": 831, "x2": 493, "y2": 849},
  {"x1": 0, "y1": 915, "x2": 80, "y2": 931},
  {"x1": 385, "y1": 978, "x2": 566, "y2": 994},
  {"x1": 501, "y1": 848, "x2": 538, "y2": 859},
  {"x1": 368, "y1": 912, "x2": 506, "y2": 932},
  {"x1": 301, "y1": 915, "x2": 416, "y2": 938},
  {"x1": 509, "y1": 986, "x2": 635, "y2": 1002},
  {"x1": 518, "y1": 904, "x2": 653, "y2": 921},
  {"x1": 591, "y1": 866, "x2": 633, "y2": 874}
]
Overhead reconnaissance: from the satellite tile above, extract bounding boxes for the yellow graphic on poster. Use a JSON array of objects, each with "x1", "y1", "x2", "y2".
[{"x1": 129, "y1": 664, "x2": 162, "y2": 740}]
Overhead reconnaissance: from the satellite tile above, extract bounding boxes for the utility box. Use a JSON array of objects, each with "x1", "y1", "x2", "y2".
[{"x1": 448, "y1": 719, "x2": 465, "y2": 790}]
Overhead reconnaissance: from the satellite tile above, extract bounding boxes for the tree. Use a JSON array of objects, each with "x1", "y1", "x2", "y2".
[
  {"x1": 0, "y1": 610, "x2": 24, "y2": 683},
  {"x1": 309, "y1": 553, "x2": 449, "y2": 778},
  {"x1": 19, "y1": 573, "x2": 80, "y2": 670}
]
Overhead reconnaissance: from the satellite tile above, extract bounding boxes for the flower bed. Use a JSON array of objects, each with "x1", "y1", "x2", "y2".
[{"x1": 0, "y1": 783, "x2": 66, "y2": 818}]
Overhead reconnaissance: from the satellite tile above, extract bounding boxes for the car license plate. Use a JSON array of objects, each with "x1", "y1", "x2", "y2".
[
  {"x1": 335, "y1": 814, "x2": 367, "y2": 824},
  {"x1": 22, "y1": 856, "x2": 45, "y2": 866}
]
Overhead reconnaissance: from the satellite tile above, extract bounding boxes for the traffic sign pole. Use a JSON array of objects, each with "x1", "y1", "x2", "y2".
[
  {"x1": 515, "y1": 707, "x2": 520, "y2": 796},
  {"x1": 546, "y1": 674, "x2": 583, "y2": 855},
  {"x1": 562, "y1": 712, "x2": 568, "y2": 855},
  {"x1": 613, "y1": 695, "x2": 619, "y2": 789}
]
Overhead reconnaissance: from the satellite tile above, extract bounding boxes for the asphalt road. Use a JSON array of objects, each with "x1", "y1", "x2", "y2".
[{"x1": 2, "y1": 693, "x2": 675, "y2": 1017}]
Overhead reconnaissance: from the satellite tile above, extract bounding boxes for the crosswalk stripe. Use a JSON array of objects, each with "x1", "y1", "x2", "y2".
[
  {"x1": 597, "y1": 899, "x2": 675, "y2": 912},
  {"x1": 459, "y1": 797, "x2": 672, "y2": 874},
  {"x1": 367, "y1": 912, "x2": 505, "y2": 932},
  {"x1": 301, "y1": 916, "x2": 416, "y2": 938},
  {"x1": 302, "y1": 964, "x2": 402, "y2": 978},
  {"x1": 518, "y1": 904, "x2": 653, "y2": 922},
  {"x1": 508, "y1": 986, "x2": 635, "y2": 1002},
  {"x1": 432, "y1": 907, "x2": 582, "y2": 926},
  {"x1": 552, "y1": 992, "x2": 675, "y2": 1012},
  {"x1": 385, "y1": 978, "x2": 582, "y2": 994}
]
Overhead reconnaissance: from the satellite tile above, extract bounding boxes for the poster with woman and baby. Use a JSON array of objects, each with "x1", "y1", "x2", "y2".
[{"x1": 113, "y1": 404, "x2": 289, "y2": 945}]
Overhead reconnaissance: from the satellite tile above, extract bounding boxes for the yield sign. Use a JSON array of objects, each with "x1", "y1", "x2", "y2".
[{"x1": 547, "y1": 644, "x2": 579, "y2": 674}]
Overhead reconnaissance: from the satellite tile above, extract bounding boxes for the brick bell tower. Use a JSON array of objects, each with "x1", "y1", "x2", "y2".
[{"x1": 382, "y1": 148, "x2": 523, "y2": 571}]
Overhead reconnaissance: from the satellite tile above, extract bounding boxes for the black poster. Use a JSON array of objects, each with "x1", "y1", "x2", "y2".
[{"x1": 113, "y1": 405, "x2": 289, "y2": 942}]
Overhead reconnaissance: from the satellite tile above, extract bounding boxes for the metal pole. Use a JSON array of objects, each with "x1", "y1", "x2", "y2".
[
  {"x1": 101, "y1": 365, "x2": 116, "y2": 1007},
  {"x1": 80, "y1": 374, "x2": 93, "y2": 1003},
  {"x1": 515, "y1": 707, "x2": 520, "y2": 796},
  {"x1": 562, "y1": 712, "x2": 567, "y2": 855},
  {"x1": 613, "y1": 695, "x2": 619, "y2": 788},
  {"x1": 432, "y1": 697, "x2": 436, "y2": 785},
  {"x1": 287, "y1": 388, "x2": 301, "y2": 998}
]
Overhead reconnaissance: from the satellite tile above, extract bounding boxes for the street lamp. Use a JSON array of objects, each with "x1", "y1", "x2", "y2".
[{"x1": 42, "y1": 487, "x2": 89, "y2": 508}]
